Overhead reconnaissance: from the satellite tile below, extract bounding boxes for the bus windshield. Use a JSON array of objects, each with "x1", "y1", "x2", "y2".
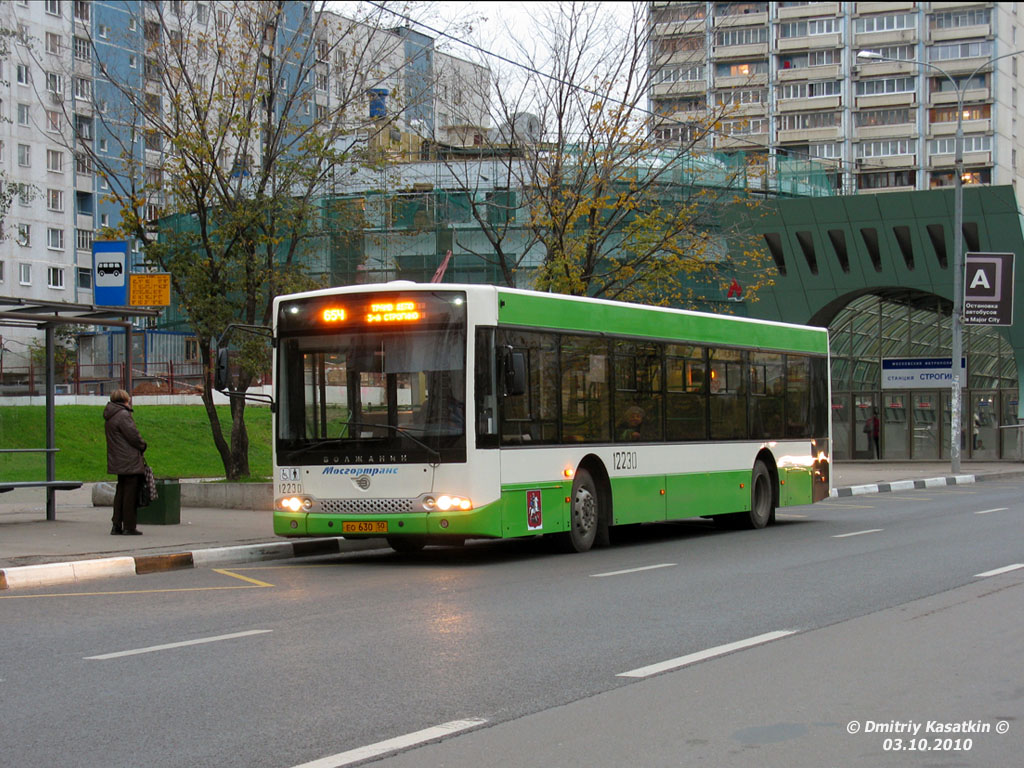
[{"x1": 276, "y1": 292, "x2": 467, "y2": 464}]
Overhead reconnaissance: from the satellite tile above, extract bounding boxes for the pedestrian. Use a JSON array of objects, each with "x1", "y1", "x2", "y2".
[
  {"x1": 104, "y1": 389, "x2": 147, "y2": 535},
  {"x1": 864, "y1": 408, "x2": 880, "y2": 459},
  {"x1": 617, "y1": 405, "x2": 646, "y2": 441}
]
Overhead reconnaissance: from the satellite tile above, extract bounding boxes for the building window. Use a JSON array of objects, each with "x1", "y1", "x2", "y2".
[
  {"x1": 929, "y1": 40, "x2": 993, "y2": 62},
  {"x1": 930, "y1": 135, "x2": 992, "y2": 155},
  {"x1": 779, "y1": 49, "x2": 840, "y2": 70},
  {"x1": 931, "y1": 74, "x2": 987, "y2": 93},
  {"x1": 19, "y1": 263, "x2": 32, "y2": 286},
  {"x1": 715, "y1": 60, "x2": 768, "y2": 77},
  {"x1": 657, "y1": 65, "x2": 705, "y2": 84},
  {"x1": 16, "y1": 64, "x2": 29, "y2": 85},
  {"x1": 76, "y1": 228, "x2": 94, "y2": 251},
  {"x1": 45, "y1": 0, "x2": 61, "y2": 15},
  {"x1": 47, "y1": 149, "x2": 63, "y2": 172},
  {"x1": 778, "y1": 80, "x2": 842, "y2": 99},
  {"x1": 855, "y1": 77, "x2": 916, "y2": 96},
  {"x1": 16, "y1": 224, "x2": 31, "y2": 246},
  {"x1": 716, "y1": 26, "x2": 769, "y2": 46},
  {"x1": 73, "y1": 0, "x2": 90, "y2": 21},
  {"x1": 930, "y1": 9, "x2": 991, "y2": 29},
  {"x1": 196, "y1": 3, "x2": 208, "y2": 24},
  {"x1": 46, "y1": 32, "x2": 62, "y2": 55},
  {"x1": 18, "y1": 144, "x2": 30, "y2": 167},
  {"x1": 855, "y1": 108, "x2": 914, "y2": 127},
  {"x1": 47, "y1": 228, "x2": 65, "y2": 250},
  {"x1": 73, "y1": 36, "x2": 90, "y2": 61},
  {"x1": 17, "y1": 103, "x2": 30, "y2": 125},
  {"x1": 48, "y1": 189, "x2": 64, "y2": 211},
  {"x1": 855, "y1": 14, "x2": 916, "y2": 33},
  {"x1": 857, "y1": 170, "x2": 916, "y2": 190},
  {"x1": 46, "y1": 110, "x2": 61, "y2": 132},
  {"x1": 929, "y1": 105, "x2": 990, "y2": 123},
  {"x1": 779, "y1": 17, "x2": 839, "y2": 38},
  {"x1": 779, "y1": 111, "x2": 841, "y2": 131},
  {"x1": 78, "y1": 267, "x2": 92, "y2": 290},
  {"x1": 857, "y1": 139, "x2": 917, "y2": 158},
  {"x1": 48, "y1": 266, "x2": 65, "y2": 289},
  {"x1": 184, "y1": 338, "x2": 200, "y2": 362}
]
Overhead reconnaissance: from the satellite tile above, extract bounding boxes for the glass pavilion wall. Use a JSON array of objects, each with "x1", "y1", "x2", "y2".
[{"x1": 830, "y1": 294, "x2": 1020, "y2": 461}]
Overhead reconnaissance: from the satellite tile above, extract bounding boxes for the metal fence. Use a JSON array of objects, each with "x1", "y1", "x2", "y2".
[{"x1": 0, "y1": 361, "x2": 216, "y2": 397}]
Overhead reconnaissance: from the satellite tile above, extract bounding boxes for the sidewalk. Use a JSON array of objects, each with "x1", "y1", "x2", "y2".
[{"x1": 3, "y1": 462, "x2": 1024, "y2": 588}]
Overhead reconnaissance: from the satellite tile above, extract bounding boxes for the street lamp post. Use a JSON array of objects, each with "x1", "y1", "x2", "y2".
[{"x1": 857, "y1": 48, "x2": 1023, "y2": 473}]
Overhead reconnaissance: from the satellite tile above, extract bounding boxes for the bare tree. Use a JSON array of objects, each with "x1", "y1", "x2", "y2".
[
  {"x1": 43, "y1": 0, "x2": 418, "y2": 478},
  {"x1": 432, "y1": 1, "x2": 774, "y2": 307}
]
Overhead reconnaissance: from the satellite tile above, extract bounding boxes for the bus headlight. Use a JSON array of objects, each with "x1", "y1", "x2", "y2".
[
  {"x1": 432, "y1": 495, "x2": 472, "y2": 511},
  {"x1": 419, "y1": 494, "x2": 471, "y2": 511},
  {"x1": 281, "y1": 496, "x2": 304, "y2": 512}
]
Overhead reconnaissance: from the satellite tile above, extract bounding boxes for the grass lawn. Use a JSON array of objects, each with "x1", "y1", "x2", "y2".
[{"x1": 0, "y1": 405, "x2": 273, "y2": 482}]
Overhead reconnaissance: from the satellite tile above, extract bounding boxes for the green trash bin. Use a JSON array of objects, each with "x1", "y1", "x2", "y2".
[{"x1": 137, "y1": 479, "x2": 181, "y2": 525}]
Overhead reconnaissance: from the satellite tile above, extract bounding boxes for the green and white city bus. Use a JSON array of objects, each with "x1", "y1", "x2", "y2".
[{"x1": 272, "y1": 282, "x2": 831, "y2": 553}]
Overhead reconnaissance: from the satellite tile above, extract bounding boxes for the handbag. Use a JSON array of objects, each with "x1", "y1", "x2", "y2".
[{"x1": 138, "y1": 464, "x2": 158, "y2": 508}]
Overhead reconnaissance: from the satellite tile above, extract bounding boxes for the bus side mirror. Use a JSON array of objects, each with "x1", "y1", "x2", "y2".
[
  {"x1": 503, "y1": 349, "x2": 527, "y2": 396},
  {"x1": 214, "y1": 347, "x2": 230, "y2": 391}
]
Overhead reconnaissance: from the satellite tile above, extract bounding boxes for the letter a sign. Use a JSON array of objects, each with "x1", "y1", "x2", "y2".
[{"x1": 964, "y1": 252, "x2": 1014, "y2": 326}]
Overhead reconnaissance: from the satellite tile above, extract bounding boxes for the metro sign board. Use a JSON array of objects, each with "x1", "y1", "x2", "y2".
[{"x1": 964, "y1": 252, "x2": 1014, "y2": 326}]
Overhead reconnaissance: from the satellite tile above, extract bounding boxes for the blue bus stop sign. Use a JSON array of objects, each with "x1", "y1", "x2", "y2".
[{"x1": 93, "y1": 240, "x2": 128, "y2": 306}]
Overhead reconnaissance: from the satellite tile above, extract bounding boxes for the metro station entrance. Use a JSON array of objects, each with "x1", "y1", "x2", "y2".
[{"x1": 828, "y1": 293, "x2": 1020, "y2": 461}]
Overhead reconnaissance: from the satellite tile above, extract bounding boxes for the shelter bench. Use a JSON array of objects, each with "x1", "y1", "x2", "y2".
[{"x1": 0, "y1": 480, "x2": 84, "y2": 494}]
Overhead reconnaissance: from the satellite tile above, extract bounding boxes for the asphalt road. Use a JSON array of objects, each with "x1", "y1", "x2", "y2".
[{"x1": 2, "y1": 480, "x2": 1022, "y2": 768}]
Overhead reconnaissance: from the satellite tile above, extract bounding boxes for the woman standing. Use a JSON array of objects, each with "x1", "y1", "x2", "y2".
[{"x1": 104, "y1": 389, "x2": 148, "y2": 535}]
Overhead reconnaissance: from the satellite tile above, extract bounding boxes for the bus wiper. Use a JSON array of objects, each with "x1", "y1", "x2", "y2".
[{"x1": 339, "y1": 420, "x2": 442, "y2": 464}]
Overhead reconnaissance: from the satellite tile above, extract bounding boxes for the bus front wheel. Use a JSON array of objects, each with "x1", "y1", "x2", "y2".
[
  {"x1": 560, "y1": 468, "x2": 600, "y2": 553},
  {"x1": 387, "y1": 535, "x2": 427, "y2": 553}
]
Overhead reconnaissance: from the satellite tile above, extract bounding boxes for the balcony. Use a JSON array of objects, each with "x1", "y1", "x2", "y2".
[
  {"x1": 928, "y1": 118, "x2": 991, "y2": 137},
  {"x1": 856, "y1": 91, "x2": 917, "y2": 109},
  {"x1": 929, "y1": 151, "x2": 992, "y2": 168},
  {"x1": 854, "y1": 28, "x2": 918, "y2": 48},
  {"x1": 856, "y1": 123, "x2": 918, "y2": 140},
  {"x1": 853, "y1": 2, "x2": 914, "y2": 12},
  {"x1": 777, "y1": 126, "x2": 842, "y2": 144},
  {"x1": 712, "y1": 43, "x2": 769, "y2": 61},
  {"x1": 776, "y1": 95, "x2": 842, "y2": 112},
  {"x1": 779, "y1": 3, "x2": 840, "y2": 18},
  {"x1": 777, "y1": 64, "x2": 842, "y2": 82},
  {"x1": 777, "y1": 33, "x2": 842, "y2": 53},
  {"x1": 929, "y1": 25, "x2": 991, "y2": 44}
]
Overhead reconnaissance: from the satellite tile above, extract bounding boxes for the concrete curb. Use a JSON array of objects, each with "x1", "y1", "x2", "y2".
[
  {"x1": 829, "y1": 469, "x2": 1024, "y2": 498},
  {"x1": 0, "y1": 537, "x2": 385, "y2": 592}
]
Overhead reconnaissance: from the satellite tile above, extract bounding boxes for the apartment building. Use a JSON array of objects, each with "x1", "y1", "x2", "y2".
[
  {"x1": 0, "y1": 0, "x2": 489, "y2": 371},
  {"x1": 649, "y1": 2, "x2": 1023, "y2": 196}
]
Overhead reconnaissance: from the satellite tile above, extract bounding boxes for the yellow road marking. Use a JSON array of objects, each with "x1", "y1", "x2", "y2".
[
  {"x1": 1, "y1": 569, "x2": 273, "y2": 600},
  {"x1": 212, "y1": 568, "x2": 275, "y2": 587}
]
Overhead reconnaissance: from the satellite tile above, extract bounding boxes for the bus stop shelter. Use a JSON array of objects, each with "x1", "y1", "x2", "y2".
[{"x1": 0, "y1": 297, "x2": 162, "y2": 520}]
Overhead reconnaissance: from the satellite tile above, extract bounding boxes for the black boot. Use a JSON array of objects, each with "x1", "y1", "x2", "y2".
[
  {"x1": 123, "y1": 529, "x2": 143, "y2": 535},
  {"x1": 111, "y1": 525, "x2": 123, "y2": 535}
]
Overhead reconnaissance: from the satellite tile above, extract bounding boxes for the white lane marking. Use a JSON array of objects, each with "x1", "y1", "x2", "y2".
[
  {"x1": 832, "y1": 529, "x2": 883, "y2": 538},
  {"x1": 84, "y1": 629, "x2": 272, "y2": 660},
  {"x1": 289, "y1": 718, "x2": 488, "y2": 768},
  {"x1": 974, "y1": 564, "x2": 1024, "y2": 579},
  {"x1": 974, "y1": 508, "x2": 1008, "y2": 515},
  {"x1": 590, "y1": 563, "x2": 676, "y2": 578},
  {"x1": 617, "y1": 630, "x2": 796, "y2": 679}
]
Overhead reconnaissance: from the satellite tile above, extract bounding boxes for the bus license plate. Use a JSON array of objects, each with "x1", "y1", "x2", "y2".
[{"x1": 342, "y1": 521, "x2": 388, "y2": 534}]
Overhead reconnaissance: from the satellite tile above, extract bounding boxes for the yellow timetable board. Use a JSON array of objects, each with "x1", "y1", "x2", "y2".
[{"x1": 129, "y1": 273, "x2": 171, "y2": 306}]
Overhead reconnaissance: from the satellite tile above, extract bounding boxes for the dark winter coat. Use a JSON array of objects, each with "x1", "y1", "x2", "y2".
[{"x1": 104, "y1": 401, "x2": 147, "y2": 475}]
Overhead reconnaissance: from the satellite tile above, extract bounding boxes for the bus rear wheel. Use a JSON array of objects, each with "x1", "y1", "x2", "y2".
[
  {"x1": 747, "y1": 460, "x2": 774, "y2": 529},
  {"x1": 559, "y1": 468, "x2": 600, "y2": 553}
]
